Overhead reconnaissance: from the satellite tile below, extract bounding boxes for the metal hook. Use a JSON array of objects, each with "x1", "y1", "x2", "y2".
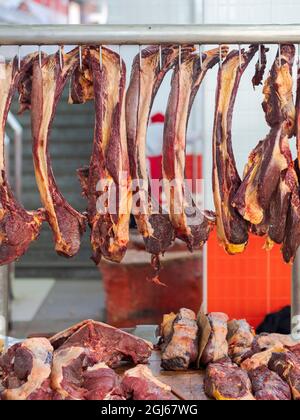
[
  {"x1": 139, "y1": 45, "x2": 142, "y2": 70},
  {"x1": 59, "y1": 46, "x2": 63, "y2": 71},
  {"x1": 159, "y1": 45, "x2": 162, "y2": 71},
  {"x1": 18, "y1": 45, "x2": 21, "y2": 71},
  {"x1": 38, "y1": 45, "x2": 42, "y2": 68},
  {"x1": 258, "y1": 44, "x2": 262, "y2": 69},
  {"x1": 199, "y1": 44, "x2": 203, "y2": 70},
  {"x1": 278, "y1": 44, "x2": 281, "y2": 67},
  {"x1": 298, "y1": 44, "x2": 300, "y2": 70},
  {"x1": 119, "y1": 45, "x2": 122, "y2": 69},
  {"x1": 99, "y1": 45, "x2": 103, "y2": 71},
  {"x1": 238, "y1": 44, "x2": 242, "y2": 70},
  {"x1": 219, "y1": 45, "x2": 223, "y2": 69},
  {"x1": 79, "y1": 45, "x2": 83, "y2": 71},
  {"x1": 179, "y1": 44, "x2": 182, "y2": 69}
]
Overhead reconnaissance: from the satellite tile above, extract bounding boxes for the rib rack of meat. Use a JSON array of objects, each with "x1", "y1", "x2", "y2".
[
  {"x1": 126, "y1": 45, "x2": 186, "y2": 258},
  {"x1": 0, "y1": 54, "x2": 44, "y2": 265},
  {"x1": 0, "y1": 338, "x2": 53, "y2": 400},
  {"x1": 159, "y1": 308, "x2": 199, "y2": 371},
  {"x1": 212, "y1": 45, "x2": 259, "y2": 254},
  {"x1": 163, "y1": 47, "x2": 228, "y2": 251},
  {"x1": 30, "y1": 47, "x2": 86, "y2": 258},
  {"x1": 73, "y1": 46, "x2": 131, "y2": 264}
]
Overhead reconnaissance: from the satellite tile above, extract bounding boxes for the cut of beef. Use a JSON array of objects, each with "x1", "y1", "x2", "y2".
[
  {"x1": 0, "y1": 338, "x2": 53, "y2": 400},
  {"x1": 227, "y1": 319, "x2": 255, "y2": 365},
  {"x1": 121, "y1": 365, "x2": 174, "y2": 400},
  {"x1": 233, "y1": 45, "x2": 296, "y2": 239},
  {"x1": 159, "y1": 308, "x2": 199, "y2": 371},
  {"x1": 126, "y1": 45, "x2": 186, "y2": 258},
  {"x1": 73, "y1": 47, "x2": 131, "y2": 264},
  {"x1": 0, "y1": 54, "x2": 44, "y2": 265},
  {"x1": 50, "y1": 320, "x2": 153, "y2": 368},
  {"x1": 163, "y1": 47, "x2": 228, "y2": 250},
  {"x1": 212, "y1": 46, "x2": 259, "y2": 254},
  {"x1": 241, "y1": 346, "x2": 285, "y2": 372},
  {"x1": 268, "y1": 351, "x2": 300, "y2": 400},
  {"x1": 51, "y1": 347, "x2": 121, "y2": 400},
  {"x1": 249, "y1": 366, "x2": 291, "y2": 400},
  {"x1": 30, "y1": 47, "x2": 86, "y2": 257},
  {"x1": 201, "y1": 313, "x2": 229, "y2": 365},
  {"x1": 204, "y1": 358, "x2": 255, "y2": 400}
]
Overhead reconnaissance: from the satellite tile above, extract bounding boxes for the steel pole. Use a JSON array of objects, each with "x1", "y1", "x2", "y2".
[{"x1": 0, "y1": 24, "x2": 300, "y2": 45}]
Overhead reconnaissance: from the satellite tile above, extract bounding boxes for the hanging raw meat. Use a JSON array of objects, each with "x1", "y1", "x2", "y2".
[
  {"x1": 212, "y1": 46, "x2": 259, "y2": 254},
  {"x1": 0, "y1": 53, "x2": 44, "y2": 265},
  {"x1": 73, "y1": 47, "x2": 131, "y2": 264},
  {"x1": 30, "y1": 47, "x2": 86, "y2": 258},
  {"x1": 163, "y1": 47, "x2": 228, "y2": 251},
  {"x1": 233, "y1": 45, "x2": 296, "y2": 232},
  {"x1": 126, "y1": 45, "x2": 187, "y2": 258}
]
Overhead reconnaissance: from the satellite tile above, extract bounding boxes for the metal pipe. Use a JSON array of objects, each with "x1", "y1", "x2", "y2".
[
  {"x1": 292, "y1": 251, "x2": 300, "y2": 342},
  {"x1": 1, "y1": 24, "x2": 300, "y2": 45},
  {"x1": 7, "y1": 112, "x2": 23, "y2": 203}
]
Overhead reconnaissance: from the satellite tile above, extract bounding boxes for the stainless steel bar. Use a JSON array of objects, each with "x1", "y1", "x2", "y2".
[
  {"x1": 0, "y1": 24, "x2": 300, "y2": 45},
  {"x1": 292, "y1": 250, "x2": 300, "y2": 342}
]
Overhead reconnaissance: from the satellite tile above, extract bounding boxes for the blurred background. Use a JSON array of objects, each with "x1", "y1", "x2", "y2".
[{"x1": 0, "y1": 0, "x2": 296, "y2": 337}]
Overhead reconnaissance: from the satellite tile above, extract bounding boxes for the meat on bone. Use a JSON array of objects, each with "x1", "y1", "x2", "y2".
[
  {"x1": 0, "y1": 54, "x2": 44, "y2": 265},
  {"x1": 30, "y1": 47, "x2": 86, "y2": 257},
  {"x1": 50, "y1": 320, "x2": 153, "y2": 368},
  {"x1": 159, "y1": 308, "x2": 199, "y2": 371},
  {"x1": 227, "y1": 319, "x2": 255, "y2": 365},
  {"x1": 120, "y1": 365, "x2": 174, "y2": 400},
  {"x1": 233, "y1": 45, "x2": 297, "y2": 258},
  {"x1": 0, "y1": 338, "x2": 53, "y2": 400},
  {"x1": 126, "y1": 45, "x2": 188, "y2": 258},
  {"x1": 201, "y1": 312, "x2": 229, "y2": 365},
  {"x1": 212, "y1": 46, "x2": 259, "y2": 254},
  {"x1": 72, "y1": 47, "x2": 131, "y2": 264},
  {"x1": 163, "y1": 47, "x2": 229, "y2": 250}
]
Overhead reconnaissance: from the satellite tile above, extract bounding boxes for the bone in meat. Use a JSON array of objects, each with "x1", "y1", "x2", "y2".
[
  {"x1": 73, "y1": 47, "x2": 131, "y2": 263},
  {"x1": 0, "y1": 54, "x2": 44, "y2": 265},
  {"x1": 212, "y1": 46, "x2": 259, "y2": 254},
  {"x1": 31, "y1": 48, "x2": 86, "y2": 257},
  {"x1": 159, "y1": 308, "x2": 199, "y2": 371},
  {"x1": 0, "y1": 338, "x2": 53, "y2": 400},
  {"x1": 163, "y1": 47, "x2": 228, "y2": 250},
  {"x1": 126, "y1": 45, "x2": 186, "y2": 257},
  {"x1": 233, "y1": 45, "x2": 296, "y2": 229}
]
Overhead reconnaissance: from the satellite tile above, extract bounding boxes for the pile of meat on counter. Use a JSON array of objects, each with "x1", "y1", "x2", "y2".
[
  {"x1": 1, "y1": 311, "x2": 299, "y2": 401},
  {"x1": 158, "y1": 308, "x2": 300, "y2": 400},
  {"x1": 0, "y1": 320, "x2": 173, "y2": 401},
  {"x1": 1, "y1": 42, "x2": 300, "y2": 273}
]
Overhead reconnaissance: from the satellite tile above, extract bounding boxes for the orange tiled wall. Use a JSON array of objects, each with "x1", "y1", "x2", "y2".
[{"x1": 207, "y1": 231, "x2": 291, "y2": 328}]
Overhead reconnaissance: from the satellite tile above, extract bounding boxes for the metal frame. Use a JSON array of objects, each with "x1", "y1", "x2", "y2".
[
  {"x1": 0, "y1": 23, "x2": 299, "y2": 339},
  {"x1": 0, "y1": 24, "x2": 300, "y2": 45}
]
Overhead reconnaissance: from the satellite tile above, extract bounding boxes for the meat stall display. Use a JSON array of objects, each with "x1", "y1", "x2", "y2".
[{"x1": 1, "y1": 22, "x2": 300, "y2": 402}]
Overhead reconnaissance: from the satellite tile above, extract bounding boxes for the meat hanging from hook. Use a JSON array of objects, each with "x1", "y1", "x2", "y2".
[{"x1": 59, "y1": 45, "x2": 63, "y2": 70}]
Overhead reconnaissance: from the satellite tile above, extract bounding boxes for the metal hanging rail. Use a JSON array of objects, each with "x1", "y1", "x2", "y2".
[
  {"x1": 0, "y1": 24, "x2": 300, "y2": 45},
  {"x1": 0, "y1": 23, "x2": 299, "y2": 341}
]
